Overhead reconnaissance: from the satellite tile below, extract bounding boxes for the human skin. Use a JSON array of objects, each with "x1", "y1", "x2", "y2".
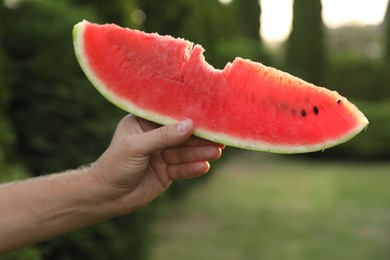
[{"x1": 0, "y1": 115, "x2": 223, "y2": 255}]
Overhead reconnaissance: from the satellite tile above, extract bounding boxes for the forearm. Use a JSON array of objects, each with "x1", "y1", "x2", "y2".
[
  {"x1": 0, "y1": 116, "x2": 220, "y2": 255},
  {"x1": 0, "y1": 167, "x2": 116, "y2": 255}
]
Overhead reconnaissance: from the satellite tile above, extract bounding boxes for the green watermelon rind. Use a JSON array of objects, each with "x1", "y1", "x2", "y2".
[{"x1": 73, "y1": 21, "x2": 369, "y2": 154}]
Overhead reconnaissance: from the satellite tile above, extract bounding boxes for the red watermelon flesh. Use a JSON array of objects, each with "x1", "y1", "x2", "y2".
[{"x1": 73, "y1": 20, "x2": 368, "y2": 153}]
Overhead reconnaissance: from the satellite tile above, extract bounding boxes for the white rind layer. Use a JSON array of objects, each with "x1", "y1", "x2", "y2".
[{"x1": 73, "y1": 20, "x2": 369, "y2": 154}]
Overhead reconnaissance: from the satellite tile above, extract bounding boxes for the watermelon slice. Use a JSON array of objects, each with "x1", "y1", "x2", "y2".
[{"x1": 72, "y1": 20, "x2": 368, "y2": 154}]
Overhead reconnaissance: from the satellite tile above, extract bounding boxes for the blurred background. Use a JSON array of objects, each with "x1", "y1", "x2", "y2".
[{"x1": 1, "y1": 0, "x2": 389, "y2": 259}]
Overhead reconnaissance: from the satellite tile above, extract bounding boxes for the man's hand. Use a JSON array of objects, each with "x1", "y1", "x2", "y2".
[{"x1": 91, "y1": 115, "x2": 223, "y2": 215}]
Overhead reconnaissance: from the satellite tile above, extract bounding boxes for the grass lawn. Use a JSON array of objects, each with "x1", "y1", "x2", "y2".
[{"x1": 150, "y1": 150, "x2": 390, "y2": 260}]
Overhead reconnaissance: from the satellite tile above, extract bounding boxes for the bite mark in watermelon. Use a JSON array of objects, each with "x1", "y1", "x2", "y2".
[{"x1": 73, "y1": 20, "x2": 369, "y2": 154}]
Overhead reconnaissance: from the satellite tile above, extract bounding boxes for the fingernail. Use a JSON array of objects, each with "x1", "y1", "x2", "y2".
[{"x1": 177, "y1": 119, "x2": 192, "y2": 134}]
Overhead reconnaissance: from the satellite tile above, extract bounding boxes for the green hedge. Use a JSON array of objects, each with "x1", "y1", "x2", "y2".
[{"x1": 325, "y1": 54, "x2": 386, "y2": 101}]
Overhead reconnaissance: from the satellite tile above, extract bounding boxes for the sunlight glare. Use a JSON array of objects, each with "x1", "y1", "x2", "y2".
[
  {"x1": 260, "y1": 0, "x2": 389, "y2": 43},
  {"x1": 322, "y1": 0, "x2": 388, "y2": 28},
  {"x1": 219, "y1": 0, "x2": 233, "y2": 5},
  {"x1": 260, "y1": 0, "x2": 293, "y2": 43}
]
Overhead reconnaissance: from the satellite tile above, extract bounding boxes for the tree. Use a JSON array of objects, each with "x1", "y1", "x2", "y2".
[
  {"x1": 228, "y1": 0, "x2": 262, "y2": 40},
  {"x1": 286, "y1": 0, "x2": 326, "y2": 85}
]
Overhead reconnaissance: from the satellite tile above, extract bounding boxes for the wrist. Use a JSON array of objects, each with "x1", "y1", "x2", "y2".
[
  {"x1": 88, "y1": 161, "x2": 154, "y2": 217},
  {"x1": 86, "y1": 163, "x2": 136, "y2": 217}
]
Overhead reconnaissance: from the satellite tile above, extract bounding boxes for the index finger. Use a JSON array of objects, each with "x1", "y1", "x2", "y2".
[{"x1": 137, "y1": 117, "x2": 225, "y2": 149}]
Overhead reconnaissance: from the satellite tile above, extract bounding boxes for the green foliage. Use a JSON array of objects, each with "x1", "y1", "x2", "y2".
[
  {"x1": 0, "y1": 247, "x2": 43, "y2": 260},
  {"x1": 4, "y1": 0, "x2": 125, "y2": 174},
  {"x1": 0, "y1": 1, "x2": 14, "y2": 163},
  {"x1": 286, "y1": 0, "x2": 326, "y2": 85},
  {"x1": 69, "y1": 0, "x2": 140, "y2": 28},
  {"x1": 325, "y1": 54, "x2": 385, "y2": 101},
  {"x1": 228, "y1": 0, "x2": 262, "y2": 40}
]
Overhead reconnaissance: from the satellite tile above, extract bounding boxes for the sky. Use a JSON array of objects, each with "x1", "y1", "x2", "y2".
[{"x1": 260, "y1": 0, "x2": 389, "y2": 43}]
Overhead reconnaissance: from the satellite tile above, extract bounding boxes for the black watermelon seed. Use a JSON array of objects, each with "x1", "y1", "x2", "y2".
[
  {"x1": 313, "y1": 106, "x2": 319, "y2": 115},
  {"x1": 301, "y1": 110, "x2": 307, "y2": 117},
  {"x1": 337, "y1": 99, "x2": 341, "y2": 104}
]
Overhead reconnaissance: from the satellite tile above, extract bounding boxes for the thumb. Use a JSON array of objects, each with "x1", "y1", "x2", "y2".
[{"x1": 134, "y1": 119, "x2": 194, "y2": 156}]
